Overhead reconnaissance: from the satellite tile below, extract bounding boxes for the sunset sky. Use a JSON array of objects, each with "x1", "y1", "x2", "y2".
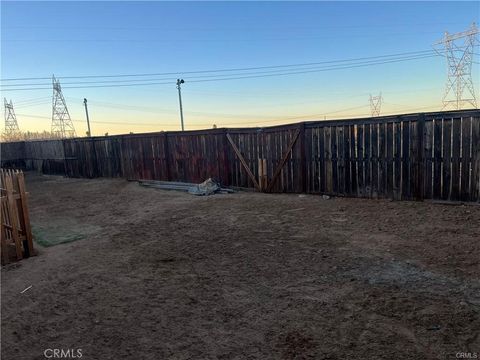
[{"x1": 1, "y1": 1, "x2": 479, "y2": 136}]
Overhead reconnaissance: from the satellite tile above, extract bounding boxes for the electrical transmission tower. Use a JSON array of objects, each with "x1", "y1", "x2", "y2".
[
  {"x1": 434, "y1": 22, "x2": 479, "y2": 110},
  {"x1": 369, "y1": 93, "x2": 382, "y2": 117},
  {"x1": 3, "y1": 98, "x2": 21, "y2": 142},
  {"x1": 51, "y1": 75, "x2": 76, "y2": 138}
]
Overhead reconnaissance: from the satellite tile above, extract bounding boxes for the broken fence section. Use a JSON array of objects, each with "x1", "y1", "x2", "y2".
[{"x1": 0, "y1": 169, "x2": 34, "y2": 265}]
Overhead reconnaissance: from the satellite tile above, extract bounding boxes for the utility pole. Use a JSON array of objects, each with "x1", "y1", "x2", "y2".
[
  {"x1": 3, "y1": 98, "x2": 20, "y2": 142},
  {"x1": 51, "y1": 75, "x2": 76, "y2": 138},
  {"x1": 176, "y1": 79, "x2": 185, "y2": 131},
  {"x1": 434, "y1": 22, "x2": 479, "y2": 110},
  {"x1": 83, "y1": 98, "x2": 91, "y2": 137},
  {"x1": 370, "y1": 93, "x2": 383, "y2": 117}
]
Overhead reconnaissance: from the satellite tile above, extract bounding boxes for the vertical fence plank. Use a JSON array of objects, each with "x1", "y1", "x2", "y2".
[
  {"x1": 357, "y1": 124, "x2": 364, "y2": 197},
  {"x1": 371, "y1": 123, "x2": 379, "y2": 198},
  {"x1": 311, "y1": 128, "x2": 319, "y2": 192},
  {"x1": 4, "y1": 175, "x2": 22, "y2": 260},
  {"x1": 401, "y1": 120, "x2": 411, "y2": 199},
  {"x1": 319, "y1": 127, "x2": 326, "y2": 193},
  {"x1": 387, "y1": 122, "x2": 394, "y2": 198},
  {"x1": 442, "y1": 118, "x2": 452, "y2": 200},
  {"x1": 471, "y1": 116, "x2": 480, "y2": 201},
  {"x1": 324, "y1": 127, "x2": 332, "y2": 194},
  {"x1": 364, "y1": 123, "x2": 372, "y2": 197},
  {"x1": 0, "y1": 199, "x2": 8, "y2": 265},
  {"x1": 378, "y1": 122, "x2": 386, "y2": 196},
  {"x1": 433, "y1": 118, "x2": 443, "y2": 199},
  {"x1": 451, "y1": 117, "x2": 461, "y2": 200},
  {"x1": 415, "y1": 115, "x2": 425, "y2": 200},
  {"x1": 16, "y1": 172, "x2": 33, "y2": 255},
  {"x1": 342, "y1": 125, "x2": 351, "y2": 196},
  {"x1": 424, "y1": 119, "x2": 433, "y2": 199},
  {"x1": 331, "y1": 126, "x2": 338, "y2": 194},
  {"x1": 460, "y1": 116, "x2": 472, "y2": 201},
  {"x1": 349, "y1": 125, "x2": 357, "y2": 195}
]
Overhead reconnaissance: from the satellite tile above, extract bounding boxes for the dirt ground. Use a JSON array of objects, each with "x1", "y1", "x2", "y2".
[{"x1": 1, "y1": 173, "x2": 479, "y2": 360}]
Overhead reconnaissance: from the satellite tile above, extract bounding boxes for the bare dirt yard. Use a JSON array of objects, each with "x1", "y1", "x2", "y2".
[{"x1": 1, "y1": 173, "x2": 479, "y2": 359}]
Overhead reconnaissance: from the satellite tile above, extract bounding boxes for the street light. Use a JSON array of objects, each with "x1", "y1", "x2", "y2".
[{"x1": 176, "y1": 79, "x2": 185, "y2": 131}]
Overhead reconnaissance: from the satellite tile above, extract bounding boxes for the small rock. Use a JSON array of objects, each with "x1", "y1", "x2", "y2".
[{"x1": 322, "y1": 195, "x2": 330, "y2": 200}]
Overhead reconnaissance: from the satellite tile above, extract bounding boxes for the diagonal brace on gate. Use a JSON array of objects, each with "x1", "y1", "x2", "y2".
[
  {"x1": 226, "y1": 133, "x2": 261, "y2": 191},
  {"x1": 265, "y1": 128, "x2": 301, "y2": 192}
]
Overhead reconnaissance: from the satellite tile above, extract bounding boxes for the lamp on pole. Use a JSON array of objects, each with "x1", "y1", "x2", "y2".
[
  {"x1": 176, "y1": 79, "x2": 185, "y2": 131},
  {"x1": 83, "y1": 98, "x2": 91, "y2": 136}
]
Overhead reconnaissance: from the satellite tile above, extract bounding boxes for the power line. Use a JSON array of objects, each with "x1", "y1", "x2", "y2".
[
  {"x1": 1, "y1": 51, "x2": 439, "y2": 88},
  {"x1": 0, "y1": 53, "x2": 439, "y2": 92},
  {"x1": 0, "y1": 49, "x2": 437, "y2": 82},
  {"x1": 67, "y1": 96, "x2": 371, "y2": 119},
  {"x1": 15, "y1": 101, "x2": 52, "y2": 109},
  {"x1": 15, "y1": 102, "x2": 441, "y2": 129},
  {"x1": 187, "y1": 54, "x2": 438, "y2": 84}
]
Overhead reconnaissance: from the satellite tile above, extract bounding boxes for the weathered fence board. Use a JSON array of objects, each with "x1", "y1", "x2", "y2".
[{"x1": 1, "y1": 110, "x2": 479, "y2": 202}]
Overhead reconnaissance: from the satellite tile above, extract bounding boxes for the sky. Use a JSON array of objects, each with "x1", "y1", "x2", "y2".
[{"x1": 1, "y1": 1, "x2": 479, "y2": 136}]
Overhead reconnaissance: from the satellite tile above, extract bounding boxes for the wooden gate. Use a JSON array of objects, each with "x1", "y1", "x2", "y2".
[{"x1": 226, "y1": 125, "x2": 303, "y2": 192}]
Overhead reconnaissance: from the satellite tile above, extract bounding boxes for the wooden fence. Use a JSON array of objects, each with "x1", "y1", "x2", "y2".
[
  {"x1": 0, "y1": 169, "x2": 34, "y2": 265},
  {"x1": 1, "y1": 109, "x2": 479, "y2": 202}
]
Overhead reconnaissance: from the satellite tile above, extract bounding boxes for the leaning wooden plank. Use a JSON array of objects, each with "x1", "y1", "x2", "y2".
[
  {"x1": 4, "y1": 175, "x2": 22, "y2": 260},
  {"x1": 1, "y1": 197, "x2": 9, "y2": 265},
  {"x1": 226, "y1": 133, "x2": 261, "y2": 191},
  {"x1": 16, "y1": 172, "x2": 34, "y2": 256},
  {"x1": 257, "y1": 158, "x2": 265, "y2": 191},
  {"x1": 266, "y1": 128, "x2": 300, "y2": 193}
]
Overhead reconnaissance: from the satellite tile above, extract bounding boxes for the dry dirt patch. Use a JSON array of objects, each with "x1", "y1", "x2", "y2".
[{"x1": 1, "y1": 173, "x2": 479, "y2": 359}]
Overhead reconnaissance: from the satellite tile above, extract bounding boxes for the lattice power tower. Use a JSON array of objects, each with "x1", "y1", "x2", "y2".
[
  {"x1": 3, "y1": 98, "x2": 21, "y2": 141},
  {"x1": 369, "y1": 93, "x2": 382, "y2": 117},
  {"x1": 51, "y1": 75, "x2": 76, "y2": 138},
  {"x1": 434, "y1": 23, "x2": 479, "y2": 110}
]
